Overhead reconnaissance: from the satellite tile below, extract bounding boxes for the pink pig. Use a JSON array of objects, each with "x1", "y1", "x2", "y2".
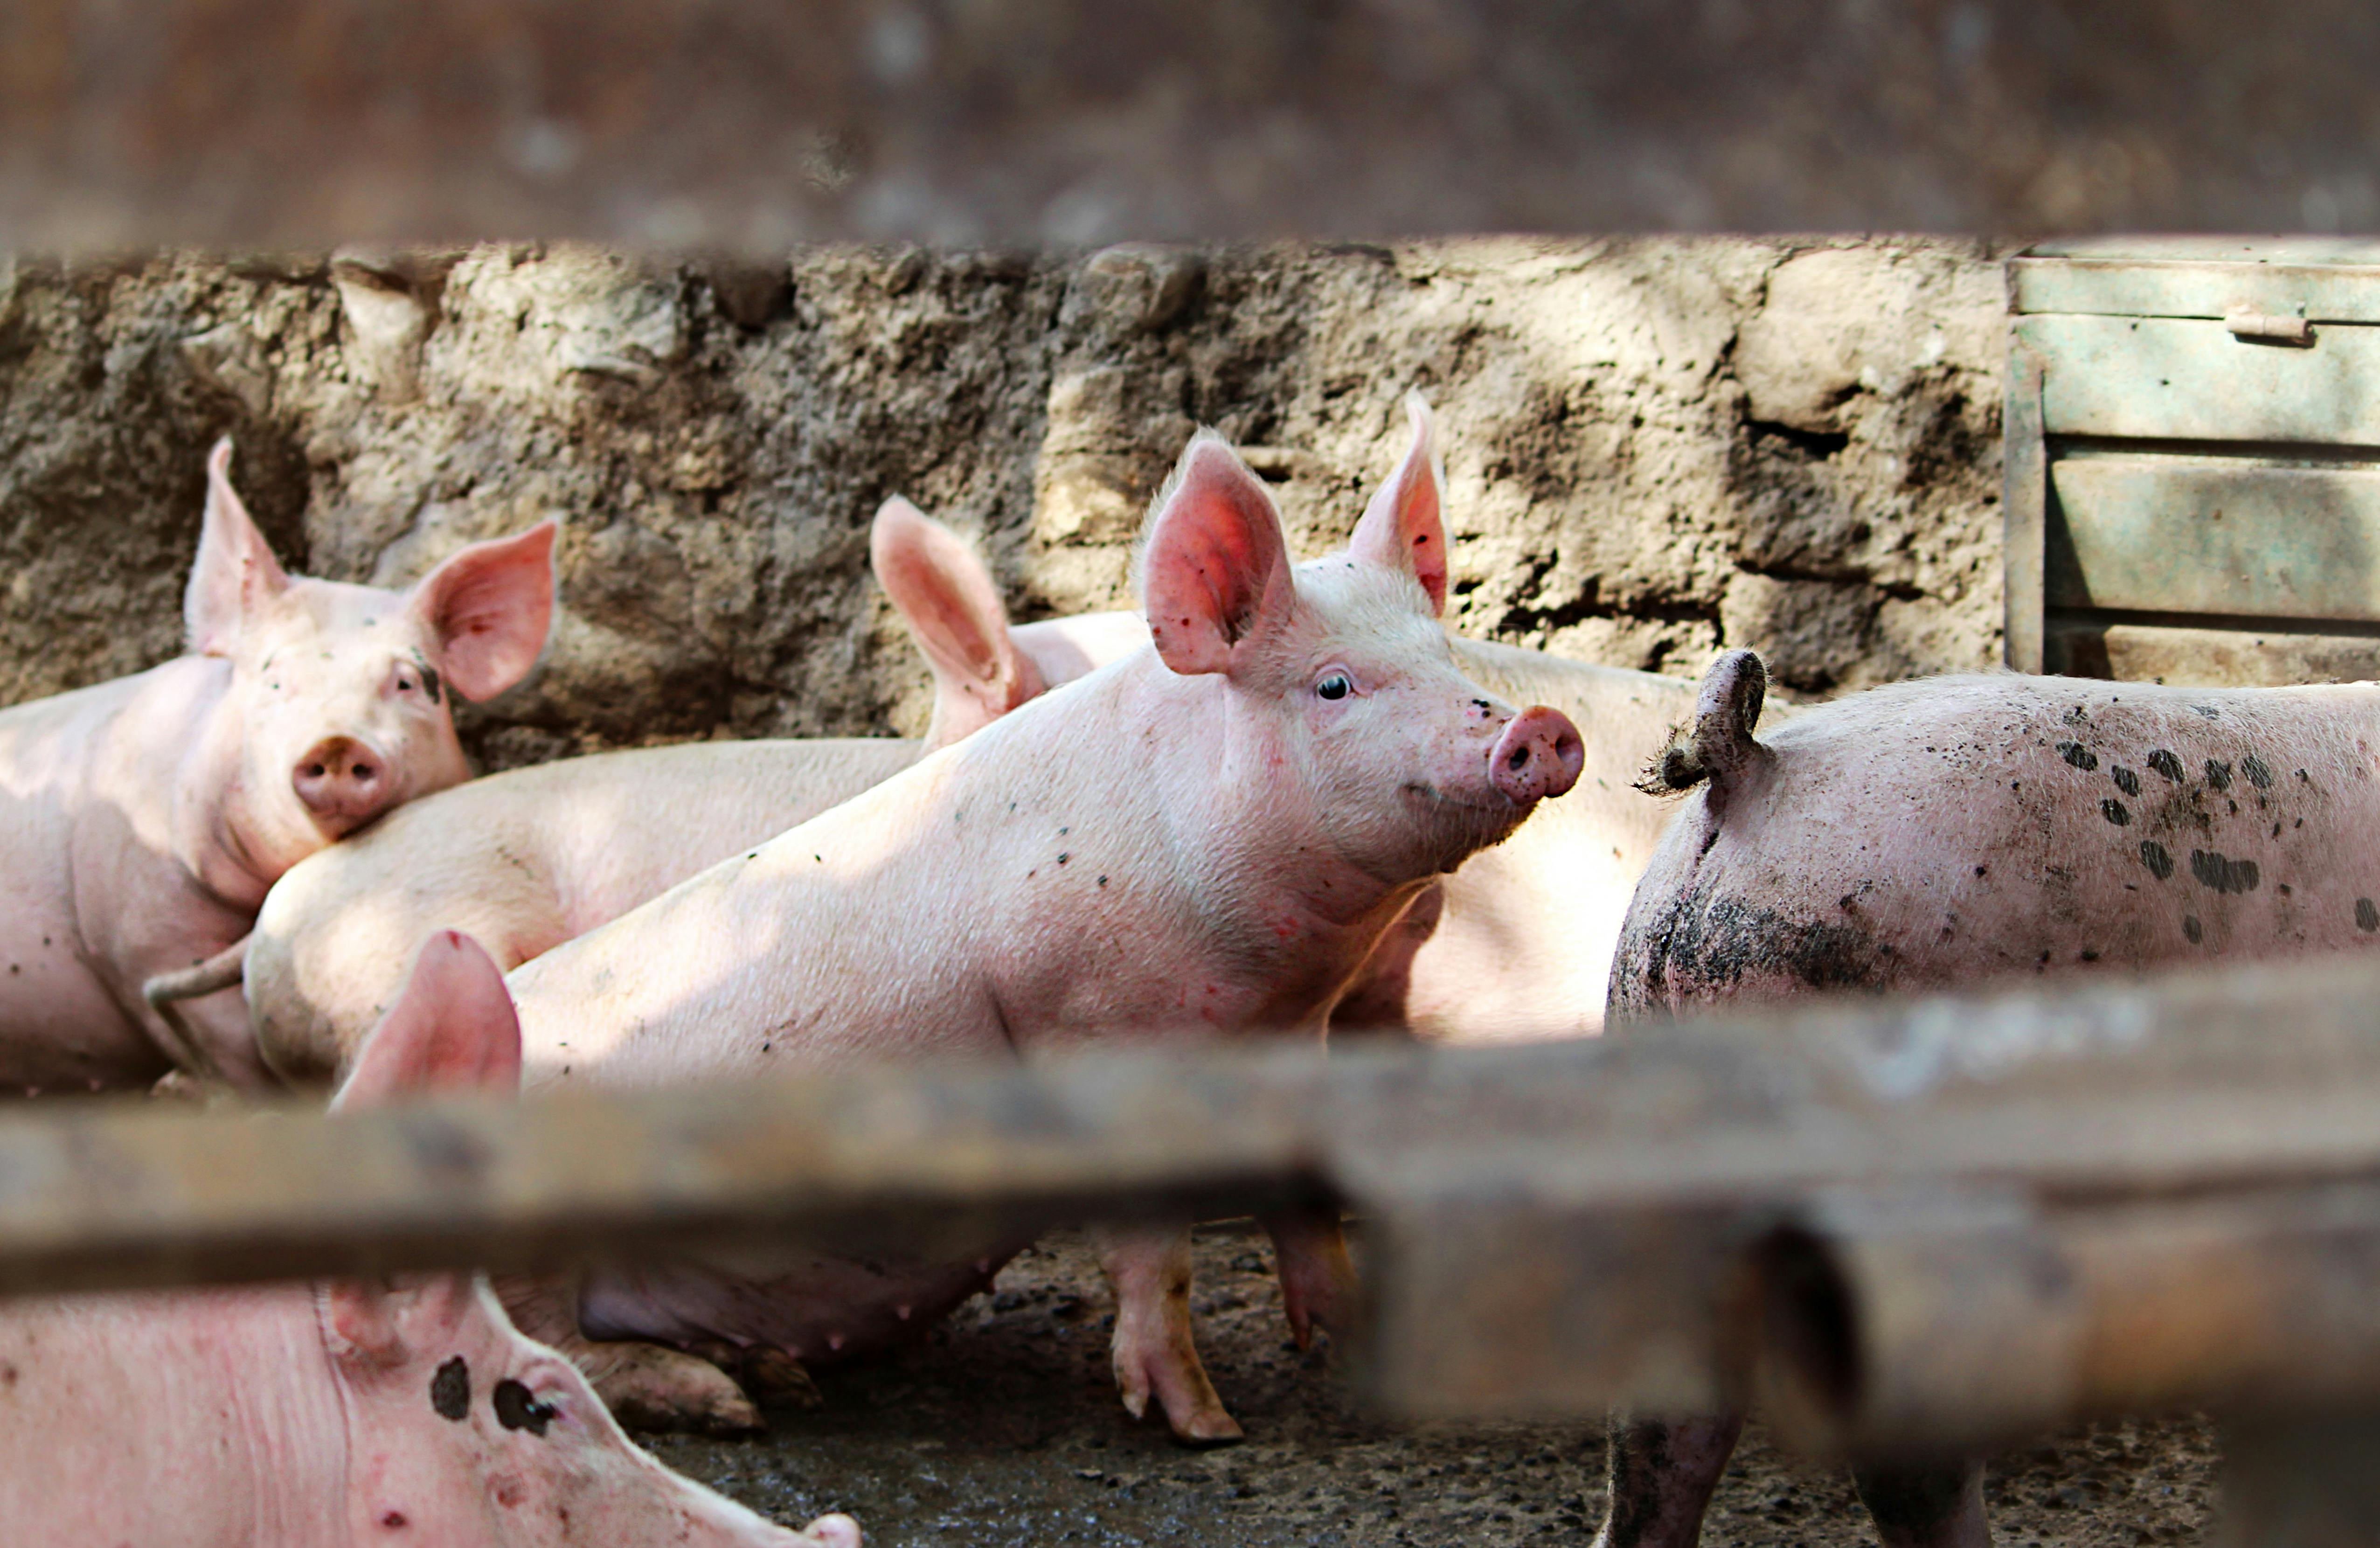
[
  {"x1": 0, "y1": 930, "x2": 859, "y2": 1548},
  {"x1": 0, "y1": 440, "x2": 554, "y2": 1092},
  {"x1": 241, "y1": 495, "x2": 1089, "y2": 1089},
  {"x1": 1595, "y1": 651, "x2": 2380, "y2": 1548},
  {"x1": 455, "y1": 420, "x2": 1582, "y2": 1442}
]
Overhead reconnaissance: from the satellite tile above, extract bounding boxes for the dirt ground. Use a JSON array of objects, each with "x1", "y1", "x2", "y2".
[{"x1": 650, "y1": 1224, "x2": 2222, "y2": 1548}]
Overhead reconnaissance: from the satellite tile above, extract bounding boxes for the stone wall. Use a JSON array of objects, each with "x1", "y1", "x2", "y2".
[{"x1": 0, "y1": 237, "x2": 2011, "y2": 767}]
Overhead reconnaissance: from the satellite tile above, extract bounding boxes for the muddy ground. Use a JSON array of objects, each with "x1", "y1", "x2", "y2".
[{"x1": 651, "y1": 1225, "x2": 2221, "y2": 1548}]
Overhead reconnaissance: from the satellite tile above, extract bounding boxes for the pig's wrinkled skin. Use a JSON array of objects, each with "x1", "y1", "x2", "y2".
[
  {"x1": 0, "y1": 930, "x2": 858, "y2": 1548},
  {"x1": 0, "y1": 439, "x2": 554, "y2": 1092},
  {"x1": 488, "y1": 404, "x2": 1581, "y2": 1441},
  {"x1": 1595, "y1": 651, "x2": 2380, "y2": 1548},
  {"x1": 245, "y1": 498, "x2": 1066, "y2": 1090}
]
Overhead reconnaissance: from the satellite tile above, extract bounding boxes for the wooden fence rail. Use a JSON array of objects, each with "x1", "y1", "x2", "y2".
[{"x1": 6, "y1": 954, "x2": 2380, "y2": 1442}]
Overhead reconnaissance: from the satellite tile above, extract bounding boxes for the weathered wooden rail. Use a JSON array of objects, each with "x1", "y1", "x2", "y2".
[
  {"x1": 15, "y1": 953, "x2": 2380, "y2": 1548},
  {"x1": 5, "y1": 0, "x2": 2380, "y2": 246}
]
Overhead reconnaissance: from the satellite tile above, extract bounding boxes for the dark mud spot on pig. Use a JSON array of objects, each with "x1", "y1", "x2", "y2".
[
  {"x1": 2140, "y1": 841, "x2": 2174, "y2": 881},
  {"x1": 1615, "y1": 887, "x2": 1886, "y2": 1012},
  {"x1": 2204, "y1": 760, "x2": 2232, "y2": 793},
  {"x1": 2359, "y1": 898, "x2": 2379, "y2": 933},
  {"x1": 2243, "y1": 754, "x2": 2274, "y2": 790},
  {"x1": 431, "y1": 1355, "x2": 470, "y2": 1421},
  {"x1": 2110, "y1": 765, "x2": 2141, "y2": 798},
  {"x1": 2190, "y1": 850, "x2": 2260, "y2": 895},
  {"x1": 2057, "y1": 742, "x2": 2098, "y2": 771},
  {"x1": 2148, "y1": 749, "x2": 2186, "y2": 783},
  {"x1": 2184, "y1": 915, "x2": 2204, "y2": 944},
  {"x1": 2101, "y1": 799, "x2": 2130, "y2": 826}
]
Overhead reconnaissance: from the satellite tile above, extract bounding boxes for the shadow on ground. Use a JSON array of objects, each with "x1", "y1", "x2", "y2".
[{"x1": 650, "y1": 1223, "x2": 2220, "y2": 1548}]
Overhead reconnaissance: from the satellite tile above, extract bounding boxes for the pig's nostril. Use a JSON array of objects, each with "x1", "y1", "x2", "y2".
[
  {"x1": 303, "y1": 763, "x2": 326, "y2": 779},
  {"x1": 1506, "y1": 745, "x2": 1531, "y2": 771}
]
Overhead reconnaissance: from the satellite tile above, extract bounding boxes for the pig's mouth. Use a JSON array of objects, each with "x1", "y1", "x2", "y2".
[{"x1": 1399, "y1": 781, "x2": 1533, "y2": 858}]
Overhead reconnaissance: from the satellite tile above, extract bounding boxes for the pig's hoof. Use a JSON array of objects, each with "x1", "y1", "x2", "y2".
[
  {"x1": 799, "y1": 1513, "x2": 864, "y2": 1548},
  {"x1": 742, "y1": 1345, "x2": 824, "y2": 1409},
  {"x1": 590, "y1": 1342, "x2": 766, "y2": 1437},
  {"x1": 1170, "y1": 1408, "x2": 1245, "y2": 1448}
]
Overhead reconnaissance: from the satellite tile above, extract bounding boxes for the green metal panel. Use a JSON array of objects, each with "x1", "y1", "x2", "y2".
[
  {"x1": 2044, "y1": 621, "x2": 2380, "y2": 686},
  {"x1": 2047, "y1": 457, "x2": 2380, "y2": 621},
  {"x1": 2014, "y1": 259, "x2": 2380, "y2": 323},
  {"x1": 2020, "y1": 314, "x2": 2380, "y2": 444}
]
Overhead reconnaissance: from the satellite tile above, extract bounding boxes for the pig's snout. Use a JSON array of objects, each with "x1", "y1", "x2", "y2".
[
  {"x1": 1489, "y1": 706, "x2": 1583, "y2": 805},
  {"x1": 292, "y1": 736, "x2": 390, "y2": 832}
]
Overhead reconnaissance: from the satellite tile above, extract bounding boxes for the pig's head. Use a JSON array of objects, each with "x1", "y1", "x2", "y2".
[
  {"x1": 320, "y1": 931, "x2": 860, "y2": 1548},
  {"x1": 1138, "y1": 395, "x2": 1582, "y2": 889},
  {"x1": 870, "y1": 495, "x2": 1046, "y2": 749},
  {"x1": 187, "y1": 440, "x2": 555, "y2": 877}
]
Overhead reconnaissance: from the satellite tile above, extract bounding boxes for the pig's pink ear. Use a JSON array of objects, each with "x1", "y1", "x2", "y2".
[
  {"x1": 331, "y1": 930, "x2": 522, "y2": 1113},
  {"x1": 184, "y1": 438, "x2": 293, "y2": 655},
  {"x1": 872, "y1": 495, "x2": 1045, "y2": 747},
  {"x1": 326, "y1": 930, "x2": 519, "y2": 1365},
  {"x1": 1348, "y1": 392, "x2": 1447, "y2": 614},
  {"x1": 409, "y1": 521, "x2": 558, "y2": 702},
  {"x1": 1138, "y1": 434, "x2": 1297, "y2": 677}
]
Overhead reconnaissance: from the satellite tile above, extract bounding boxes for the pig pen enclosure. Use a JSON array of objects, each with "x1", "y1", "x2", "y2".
[
  {"x1": 14, "y1": 3, "x2": 2380, "y2": 1544},
  {"x1": 0, "y1": 236, "x2": 2226, "y2": 1548}
]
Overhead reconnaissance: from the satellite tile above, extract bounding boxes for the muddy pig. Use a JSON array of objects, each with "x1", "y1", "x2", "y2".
[
  {"x1": 239, "y1": 497, "x2": 1093, "y2": 1087},
  {"x1": 0, "y1": 930, "x2": 859, "y2": 1548},
  {"x1": 454, "y1": 422, "x2": 1581, "y2": 1442},
  {"x1": 1597, "y1": 652, "x2": 2380, "y2": 1548},
  {"x1": 0, "y1": 439, "x2": 554, "y2": 1093}
]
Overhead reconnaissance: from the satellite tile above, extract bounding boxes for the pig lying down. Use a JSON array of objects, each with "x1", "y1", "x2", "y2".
[
  {"x1": 423, "y1": 418, "x2": 1580, "y2": 1440},
  {"x1": 1597, "y1": 650, "x2": 2380, "y2": 1548},
  {"x1": 243, "y1": 496, "x2": 1076, "y2": 1085},
  {"x1": 0, "y1": 931, "x2": 857, "y2": 1548},
  {"x1": 0, "y1": 440, "x2": 554, "y2": 1093}
]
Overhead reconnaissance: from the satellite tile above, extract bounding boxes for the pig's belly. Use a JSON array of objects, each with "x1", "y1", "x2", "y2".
[
  {"x1": 576, "y1": 1243, "x2": 1027, "y2": 1364},
  {"x1": 0, "y1": 927, "x2": 156, "y2": 1092}
]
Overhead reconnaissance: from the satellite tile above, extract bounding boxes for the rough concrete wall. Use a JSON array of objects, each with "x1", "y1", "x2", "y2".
[{"x1": 0, "y1": 237, "x2": 2008, "y2": 768}]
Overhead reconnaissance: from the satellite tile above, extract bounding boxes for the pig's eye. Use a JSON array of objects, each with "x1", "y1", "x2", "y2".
[
  {"x1": 493, "y1": 1378, "x2": 558, "y2": 1436},
  {"x1": 1316, "y1": 672, "x2": 1353, "y2": 701}
]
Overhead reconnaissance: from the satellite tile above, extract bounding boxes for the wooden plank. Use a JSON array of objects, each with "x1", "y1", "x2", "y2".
[
  {"x1": 2044, "y1": 619, "x2": 2380, "y2": 686},
  {"x1": 0, "y1": 1050, "x2": 1331, "y2": 1297},
  {"x1": 2014, "y1": 258, "x2": 2380, "y2": 324},
  {"x1": 2047, "y1": 457, "x2": 2380, "y2": 622},
  {"x1": 2019, "y1": 314, "x2": 2380, "y2": 444},
  {"x1": 1747, "y1": 1181, "x2": 2380, "y2": 1456},
  {"x1": 13, "y1": 1, "x2": 2380, "y2": 245},
  {"x1": 2004, "y1": 338, "x2": 2048, "y2": 671}
]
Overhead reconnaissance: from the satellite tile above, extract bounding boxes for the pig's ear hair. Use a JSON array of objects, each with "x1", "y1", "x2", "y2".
[
  {"x1": 332, "y1": 930, "x2": 522, "y2": 1113},
  {"x1": 1348, "y1": 391, "x2": 1447, "y2": 615},
  {"x1": 185, "y1": 437, "x2": 293, "y2": 655},
  {"x1": 1137, "y1": 432, "x2": 1297, "y2": 677},
  {"x1": 409, "y1": 521, "x2": 558, "y2": 703},
  {"x1": 872, "y1": 495, "x2": 1045, "y2": 748}
]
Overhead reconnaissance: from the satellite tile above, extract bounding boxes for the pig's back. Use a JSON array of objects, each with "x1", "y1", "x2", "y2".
[
  {"x1": 1612, "y1": 673, "x2": 2380, "y2": 1019},
  {"x1": 249, "y1": 738, "x2": 921, "y2": 1083}
]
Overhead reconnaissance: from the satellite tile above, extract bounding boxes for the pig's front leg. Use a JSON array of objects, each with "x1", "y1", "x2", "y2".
[
  {"x1": 495, "y1": 1274, "x2": 763, "y2": 1437},
  {"x1": 1260, "y1": 1204, "x2": 1358, "y2": 1348},
  {"x1": 1093, "y1": 1223, "x2": 1242, "y2": 1444}
]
